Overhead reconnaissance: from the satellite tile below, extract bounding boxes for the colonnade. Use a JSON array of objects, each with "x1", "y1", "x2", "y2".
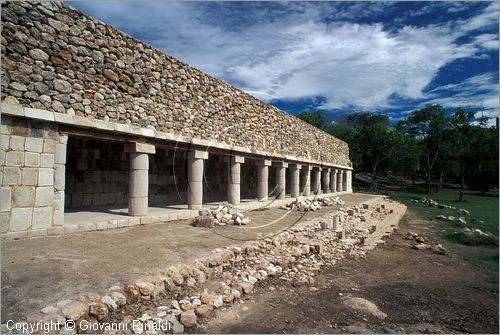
[{"x1": 126, "y1": 143, "x2": 352, "y2": 216}]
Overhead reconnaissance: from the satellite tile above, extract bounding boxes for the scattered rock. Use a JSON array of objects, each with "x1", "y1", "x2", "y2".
[
  {"x1": 195, "y1": 304, "x2": 213, "y2": 318},
  {"x1": 179, "y1": 309, "x2": 197, "y2": 328},
  {"x1": 342, "y1": 297, "x2": 388, "y2": 319}
]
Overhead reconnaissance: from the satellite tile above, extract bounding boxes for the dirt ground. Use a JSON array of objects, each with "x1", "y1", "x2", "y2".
[
  {"x1": 199, "y1": 209, "x2": 499, "y2": 334},
  {"x1": 1, "y1": 193, "x2": 374, "y2": 323}
]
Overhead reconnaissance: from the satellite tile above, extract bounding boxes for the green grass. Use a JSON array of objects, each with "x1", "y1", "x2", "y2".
[{"x1": 385, "y1": 188, "x2": 499, "y2": 275}]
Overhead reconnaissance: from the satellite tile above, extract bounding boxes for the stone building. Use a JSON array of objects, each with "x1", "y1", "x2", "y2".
[{"x1": 0, "y1": 1, "x2": 353, "y2": 240}]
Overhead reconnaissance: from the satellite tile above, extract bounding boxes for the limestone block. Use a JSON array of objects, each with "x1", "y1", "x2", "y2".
[
  {"x1": 35, "y1": 187, "x2": 54, "y2": 206},
  {"x1": 55, "y1": 144, "x2": 66, "y2": 164},
  {"x1": 1, "y1": 135, "x2": 9, "y2": 150},
  {"x1": 9, "y1": 207, "x2": 33, "y2": 231},
  {"x1": 55, "y1": 191, "x2": 65, "y2": 210},
  {"x1": 0, "y1": 187, "x2": 11, "y2": 212},
  {"x1": 5, "y1": 151, "x2": 24, "y2": 166},
  {"x1": 43, "y1": 139, "x2": 57, "y2": 154},
  {"x1": 28, "y1": 228, "x2": 48, "y2": 238},
  {"x1": 54, "y1": 164, "x2": 65, "y2": 190},
  {"x1": 25, "y1": 152, "x2": 40, "y2": 167},
  {"x1": 2, "y1": 167, "x2": 21, "y2": 185},
  {"x1": 53, "y1": 210, "x2": 64, "y2": 226},
  {"x1": 40, "y1": 154, "x2": 55, "y2": 167},
  {"x1": 82, "y1": 194, "x2": 92, "y2": 206},
  {"x1": 48, "y1": 226, "x2": 64, "y2": 235},
  {"x1": 59, "y1": 134, "x2": 68, "y2": 145},
  {"x1": 1, "y1": 212, "x2": 10, "y2": 233},
  {"x1": 124, "y1": 142, "x2": 156, "y2": 154},
  {"x1": 32, "y1": 207, "x2": 53, "y2": 229},
  {"x1": 25, "y1": 138, "x2": 44, "y2": 153},
  {"x1": 12, "y1": 186, "x2": 35, "y2": 207},
  {"x1": 22, "y1": 168, "x2": 38, "y2": 186},
  {"x1": 38, "y1": 168, "x2": 54, "y2": 186},
  {"x1": 25, "y1": 108, "x2": 54, "y2": 121},
  {"x1": 9, "y1": 135, "x2": 25, "y2": 151}
]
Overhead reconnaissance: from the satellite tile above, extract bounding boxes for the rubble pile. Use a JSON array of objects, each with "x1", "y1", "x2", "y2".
[
  {"x1": 404, "y1": 231, "x2": 448, "y2": 255},
  {"x1": 193, "y1": 204, "x2": 251, "y2": 228},
  {"x1": 281, "y1": 196, "x2": 345, "y2": 212},
  {"x1": 26, "y1": 199, "x2": 402, "y2": 334}
]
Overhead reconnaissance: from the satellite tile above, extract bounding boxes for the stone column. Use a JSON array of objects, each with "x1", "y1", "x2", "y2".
[
  {"x1": 125, "y1": 142, "x2": 155, "y2": 216},
  {"x1": 187, "y1": 150, "x2": 209, "y2": 210},
  {"x1": 289, "y1": 164, "x2": 302, "y2": 198},
  {"x1": 337, "y1": 169, "x2": 343, "y2": 193},
  {"x1": 312, "y1": 167, "x2": 322, "y2": 195},
  {"x1": 331, "y1": 169, "x2": 338, "y2": 193},
  {"x1": 274, "y1": 162, "x2": 287, "y2": 200},
  {"x1": 346, "y1": 170, "x2": 352, "y2": 193},
  {"x1": 322, "y1": 168, "x2": 330, "y2": 193},
  {"x1": 226, "y1": 155, "x2": 245, "y2": 205},
  {"x1": 343, "y1": 170, "x2": 348, "y2": 192},
  {"x1": 302, "y1": 165, "x2": 312, "y2": 196},
  {"x1": 256, "y1": 159, "x2": 271, "y2": 201}
]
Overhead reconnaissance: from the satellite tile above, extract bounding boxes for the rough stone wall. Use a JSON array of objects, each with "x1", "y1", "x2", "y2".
[
  {"x1": 1, "y1": 1, "x2": 350, "y2": 166},
  {"x1": 0, "y1": 115, "x2": 65, "y2": 236}
]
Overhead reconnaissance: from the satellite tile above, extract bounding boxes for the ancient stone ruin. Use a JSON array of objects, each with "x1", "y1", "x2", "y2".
[{"x1": 0, "y1": 1, "x2": 353, "y2": 240}]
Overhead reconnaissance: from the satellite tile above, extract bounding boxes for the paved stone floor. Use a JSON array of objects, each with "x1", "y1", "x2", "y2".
[{"x1": 1, "y1": 193, "x2": 375, "y2": 322}]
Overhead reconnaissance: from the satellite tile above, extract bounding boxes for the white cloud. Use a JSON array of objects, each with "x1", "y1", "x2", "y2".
[{"x1": 72, "y1": 1, "x2": 498, "y2": 113}]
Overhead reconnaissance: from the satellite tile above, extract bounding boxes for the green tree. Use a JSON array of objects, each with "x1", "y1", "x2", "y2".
[
  {"x1": 297, "y1": 110, "x2": 327, "y2": 130},
  {"x1": 396, "y1": 105, "x2": 448, "y2": 194},
  {"x1": 330, "y1": 113, "x2": 405, "y2": 193}
]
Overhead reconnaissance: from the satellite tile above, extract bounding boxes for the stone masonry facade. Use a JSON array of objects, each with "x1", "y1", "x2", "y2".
[
  {"x1": 1, "y1": 1, "x2": 350, "y2": 165},
  {"x1": 0, "y1": 1, "x2": 353, "y2": 239}
]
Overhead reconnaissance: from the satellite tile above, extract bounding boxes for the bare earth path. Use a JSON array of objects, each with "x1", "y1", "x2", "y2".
[
  {"x1": 199, "y1": 208, "x2": 499, "y2": 334},
  {"x1": 1, "y1": 193, "x2": 374, "y2": 322}
]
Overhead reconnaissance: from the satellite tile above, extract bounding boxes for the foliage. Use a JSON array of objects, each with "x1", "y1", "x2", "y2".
[
  {"x1": 297, "y1": 110, "x2": 328, "y2": 130},
  {"x1": 324, "y1": 104, "x2": 497, "y2": 197}
]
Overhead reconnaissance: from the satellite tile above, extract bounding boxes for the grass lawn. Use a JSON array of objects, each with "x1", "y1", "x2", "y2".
[{"x1": 385, "y1": 188, "x2": 499, "y2": 282}]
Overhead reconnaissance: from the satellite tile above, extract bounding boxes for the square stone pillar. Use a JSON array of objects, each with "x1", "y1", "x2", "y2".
[
  {"x1": 125, "y1": 142, "x2": 155, "y2": 216},
  {"x1": 225, "y1": 155, "x2": 245, "y2": 205},
  {"x1": 256, "y1": 159, "x2": 271, "y2": 201},
  {"x1": 343, "y1": 170, "x2": 348, "y2": 192},
  {"x1": 274, "y1": 161, "x2": 288, "y2": 200},
  {"x1": 312, "y1": 167, "x2": 322, "y2": 195},
  {"x1": 289, "y1": 164, "x2": 302, "y2": 199},
  {"x1": 331, "y1": 169, "x2": 338, "y2": 193},
  {"x1": 322, "y1": 168, "x2": 330, "y2": 193},
  {"x1": 186, "y1": 150, "x2": 209, "y2": 210},
  {"x1": 302, "y1": 165, "x2": 312, "y2": 196},
  {"x1": 346, "y1": 170, "x2": 352, "y2": 193},
  {"x1": 337, "y1": 169, "x2": 343, "y2": 193}
]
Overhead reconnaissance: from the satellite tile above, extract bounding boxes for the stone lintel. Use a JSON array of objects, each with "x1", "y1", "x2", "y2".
[
  {"x1": 124, "y1": 142, "x2": 156, "y2": 154},
  {"x1": 273, "y1": 161, "x2": 288, "y2": 168},
  {"x1": 223, "y1": 155, "x2": 245, "y2": 164},
  {"x1": 186, "y1": 150, "x2": 209, "y2": 160},
  {"x1": 255, "y1": 159, "x2": 272, "y2": 166}
]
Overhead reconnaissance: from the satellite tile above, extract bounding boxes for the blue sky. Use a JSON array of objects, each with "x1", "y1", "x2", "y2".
[{"x1": 72, "y1": 1, "x2": 499, "y2": 125}]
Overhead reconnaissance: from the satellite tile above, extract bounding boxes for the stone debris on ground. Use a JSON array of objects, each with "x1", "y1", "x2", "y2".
[
  {"x1": 10, "y1": 197, "x2": 404, "y2": 334},
  {"x1": 414, "y1": 198, "x2": 470, "y2": 216},
  {"x1": 458, "y1": 227, "x2": 495, "y2": 238},
  {"x1": 404, "y1": 232, "x2": 448, "y2": 255},
  {"x1": 280, "y1": 196, "x2": 345, "y2": 212},
  {"x1": 435, "y1": 214, "x2": 467, "y2": 224},
  {"x1": 193, "y1": 204, "x2": 251, "y2": 228}
]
